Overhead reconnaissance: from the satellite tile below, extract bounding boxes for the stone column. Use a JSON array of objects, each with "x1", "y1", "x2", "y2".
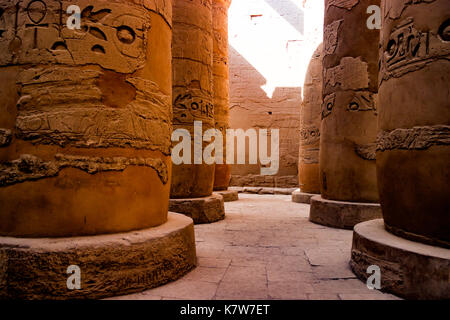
[
  {"x1": 351, "y1": 0, "x2": 450, "y2": 299},
  {"x1": 212, "y1": 0, "x2": 238, "y2": 202},
  {"x1": 170, "y1": 0, "x2": 225, "y2": 222},
  {"x1": 292, "y1": 44, "x2": 323, "y2": 204},
  {"x1": 0, "y1": 0, "x2": 196, "y2": 299},
  {"x1": 309, "y1": 0, "x2": 382, "y2": 229}
]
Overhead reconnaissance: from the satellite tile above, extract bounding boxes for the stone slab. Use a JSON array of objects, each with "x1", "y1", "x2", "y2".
[
  {"x1": 350, "y1": 219, "x2": 450, "y2": 300},
  {"x1": 169, "y1": 193, "x2": 225, "y2": 224},
  {"x1": 0, "y1": 213, "x2": 197, "y2": 300},
  {"x1": 292, "y1": 190, "x2": 318, "y2": 204},
  {"x1": 309, "y1": 195, "x2": 381, "y2": 229},
  {"x1": 215, "y1": 190, "x2": 239, "y2": 202}
]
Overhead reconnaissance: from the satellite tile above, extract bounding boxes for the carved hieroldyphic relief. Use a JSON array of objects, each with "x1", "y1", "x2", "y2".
[
  {"x1": 377, "y1": 125, "x2": 450, "y2": 152},
  {"x1": 0, "y1": 129, "x2": 12, "y2": 147},
  {"x1": 299, "y1": 126, "x2": 320, "y2": 146},
  {"x1": 326, "y1": 0, "x2": 360, "y2": 11},
  {"x1": 322, "y1": 93, "x2": 335, "y2": 120},
  {"x1": 324, "y1": 57, "x2": 369, "y2": 91},
  {"x1": 0, "y1": 153, "x2": 169, "y2": 187},
  {"x1": 380, "y1": 18, "x2": 450, "y2": 81},
  {"x1": 348, "y1": 91, "x2": 377, "y2": 115},
  {"x1": 0, "y1": 0, "x2": 150, "y2": 73},
  {"x1": 299, "y1": 148, "x2": 319, "y2": 165},
  {"x1": 324, "y1": 20, "x2": 342, "y2": 56},
  {"x1": 15, "y1": 67, "x2": 172, "y2": 154},
  {"x1": 354, "y1": 143, "x2": 376, "y2": 160},
  {"x1": 173, "y1": 90, "x2": 214, "y2": 125}
]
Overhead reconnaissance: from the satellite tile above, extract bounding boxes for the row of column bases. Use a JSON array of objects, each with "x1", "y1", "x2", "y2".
[{"x1": 292, "y1": 0, "x2": 449, "y2": 300}]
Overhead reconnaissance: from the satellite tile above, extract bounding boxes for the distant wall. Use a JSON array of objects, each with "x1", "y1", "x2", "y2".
[{"x1": 228, "y1": 0, "x2": 324, "y2": 187}]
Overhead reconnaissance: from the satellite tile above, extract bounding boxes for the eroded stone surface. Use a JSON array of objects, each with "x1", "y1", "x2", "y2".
[
  {"x1": 169, "y1": 193, "x2": 225, "y2": 224},
  {"x1": 351, "y1": 219, "x2": 450, "y2": 300},
  {"x1": 0, "y1": 213, "x2": 197, "y2": 300},
  {"x1": 377, "y1": 0, "x2": 450, "y2": 247}
]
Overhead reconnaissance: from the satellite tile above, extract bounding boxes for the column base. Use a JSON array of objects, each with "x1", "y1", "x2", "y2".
[
  {"x1": 0, "y1": 213, "x2": 197, "y2": 300},
  {"x1": 291, "y1": 190, "x2": 318, "y2": 204},
  {"x1": 169, "y1": 193, "x2": 225, "y2": 224},
  {"x1": 214, "y1": 189, "x2": 239, "y2": 202},
  {"x1": 350, "y1": 219, "x2": 450, "y2": 300},
  {"x1": 309, "y1": 195, "x2": 381, "y2": 229}
]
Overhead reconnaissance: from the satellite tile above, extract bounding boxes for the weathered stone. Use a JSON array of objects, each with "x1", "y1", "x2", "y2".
[
  {"x1": 377, "y1": 0, "x2": 450, "y2": 248},
  {"x1": 0, "y1": 213, "x2": 196, "y2": 300},
  {"x1": 320, "y1": 0, "x2": 380, "y2": 203},
  {"x1": 169, "y1": 193, "x2": 225, "y2": 224},
  {"x1": 215, "y1": 189, "x2": 239, "y2": 202},
  {"x1": 171, "y1": 0, "x2": 215, "y2": 199},
  {"x1": 298, "y1": 45, "x2": 323, "y2": 194},
  {"x1": 213, "y1": 0, "x2": 232, "y2": 192},
  {"x1": 291, "y1": 190, "x2": 317, "y2": 204},
  {"x1": 351, "y1": 219, "x2": 450, "y2": 300},
  {"x1": 0, "y1": 0, "x2": 174, "y2": 237},
  {"x1": 310, "y1": 195, "x2": 381, "y2": 230}
]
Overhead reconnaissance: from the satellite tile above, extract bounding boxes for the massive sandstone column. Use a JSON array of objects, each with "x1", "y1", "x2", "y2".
[
  {"x1": 212, "y1": 0, "x2": 238, "y2": 202},
  {"x1": 309, "y1": 0, "x2": 382, "y2": 229},
  {"x1": 292, "y1": 44, "x2": 323, "y2": 204},
  {"x1": 351, "y1": 0, "x2": 450, "y2": 299},
  {"x1": 169, "y1": 0, "x2": 225, "y2": 223},
  {"x1": 0, "y1": 0, "x2": 195, "y2": 299}
]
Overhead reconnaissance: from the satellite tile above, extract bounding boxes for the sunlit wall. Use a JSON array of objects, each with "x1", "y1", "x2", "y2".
[{"x1": 228, "y1": 0, "x2": 324, "y2": 188}]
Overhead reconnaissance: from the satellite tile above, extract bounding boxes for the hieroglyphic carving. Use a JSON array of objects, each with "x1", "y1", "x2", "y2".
[
  {"x1": 382, "y1": 0, "x2": 436, "y2": 20},
  {"x1": 348, "y1": 91, "x2": 377, "y2": 115},
  {"x1": 324, "y1": 19, "x2": 342, "y2": 55},
  {"x1": 173, "y1": 91, "x2": 214, "y2": 125},
  {"x1": 325, "y1": 57, "x2": 369, "y2": 91},
  {"x1": 0, "y1": 0, "x2": 150, "y2": 73},
  {"x1": 0, "y1": 153, "x2": 169, "y2": 186},
  {"x1": 377, "y1": 125, "x2": 450, "y2": 151},
  {"x1": 380, "y1": 18, "x2": 450, "y2": 81},
  {"x1": 322, "y1": 93, "x2": 336, "y2": 120},
  {"x1": 326, "y1": 0, "x2": 360, "y2": 11},
  {"x1": 15, "y1": 67, "x2": 172, "y2": 154},
  {"x1": 300, "y1": 126, "x2": 320, "y2": 146},
  {"x1": 0, "y1": 129, "x2": 12, "y2": 147}
]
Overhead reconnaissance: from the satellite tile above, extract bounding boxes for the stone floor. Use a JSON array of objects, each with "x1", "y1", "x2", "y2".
[{"x1": 111, "y1": 194, "x2": 400, "y2": 300}]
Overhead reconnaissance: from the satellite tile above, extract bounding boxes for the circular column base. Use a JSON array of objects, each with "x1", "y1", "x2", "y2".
[
  {"x1": 291, "y1": 190, "x2": 318, "y2": 204},
  {"x1": 350, "y1": 219, "x2": 450, "y2": 300},
  {"x1": 169, "y1": 193, "x2": 225, "y2": 224},
  {"x1": 214, "y1": 189, "x2": 239, "y2": 202},
  {"x1": 0, "y1": 213, "x2": 197, "y2": 300},
  {"x1": 309, "y1": 195, "x2": 381, "y2": 229}
]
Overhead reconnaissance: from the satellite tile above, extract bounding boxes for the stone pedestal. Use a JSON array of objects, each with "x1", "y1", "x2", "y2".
[
  {"x1": 310, "y1": 196, "x2": 381, "y2": 230},
  {"x1": 215, "y1": 189, "x2": 239, "y2": 202},
  {"x1": 291, "y1": 190, "x2": 317, "y2": 204},
  {"x1": 169, "y1": 194, "x2": 225, "y2": 224},
  {"x1": 0, "y1": 213, "x2": 196, "y2": 300},
  {"x1": 350, "y1": 219, "x2": 450, "y2": 300}
]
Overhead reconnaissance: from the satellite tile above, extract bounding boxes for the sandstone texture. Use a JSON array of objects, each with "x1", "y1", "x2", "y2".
[
  {"x1": 320, "y1": 0, "x2": 380, "y2": 203},
  {"x1": 0, "y1": 0, "x2": 173, "y2": 237},
  {"x1": 169, "y1": 193, "x2": 225, "y2": 224},
  {"x1": 298, "y1": 44, "x2": 323, "y2": 194},
  {"x1": 351, "y1": 219, "x2": 450, "y2": 300},
  {"x1": 0, "y1": 213, "x2": 197, "y2": 300},
  {"x1": 377, "y1": 0, "x2": 450, "y2": 248},
  {"x1": 309, "y1": 195, "x2": 381, "y2": 230},
  {"x1": 291, "y1": 190, "x2": 317, "y2": 204},
  {"x1": 213, "y1": 0, "x2": 232, "y2": 191},
  {"x1": 215, "y1": 189, "x2": 239, "y2": 202},
  {"x1": 171, "y1": 0, "x2": 215, "y2": 198}
]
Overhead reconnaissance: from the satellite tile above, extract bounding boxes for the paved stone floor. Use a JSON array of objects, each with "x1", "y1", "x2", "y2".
[{"x1": 111, "y1": 194, "x2": 400, "y2": 300}]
